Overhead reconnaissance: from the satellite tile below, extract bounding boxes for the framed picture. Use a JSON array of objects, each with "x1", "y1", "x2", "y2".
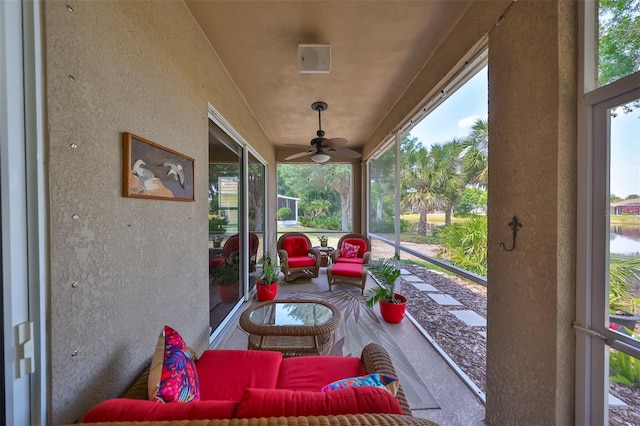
[{"x1": 122, "y1": 132, "x2": 195, "y2": 201}]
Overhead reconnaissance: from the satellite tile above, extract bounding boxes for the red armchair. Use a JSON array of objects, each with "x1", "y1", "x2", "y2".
[
  {"x1": 331, "y1": 233, "x2": 371, "y2": 265},
  {"x1": 209, "y1": 233, "x2": 259, "y2": 273},
  {"x1": 277, "y1": 232, "x2": 321, "y2": 282}
]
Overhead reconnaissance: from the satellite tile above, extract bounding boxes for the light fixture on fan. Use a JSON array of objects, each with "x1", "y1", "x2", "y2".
[{"x1": 310, "y1": 152, "x2": 330, "y2": 163}]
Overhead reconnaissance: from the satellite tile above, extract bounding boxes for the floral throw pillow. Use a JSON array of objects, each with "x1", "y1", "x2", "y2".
[
  {"x1": 148, "y1": 325, "x2": 200, "y2": 403},
  {"x1": 340, "y1": 242, "x2": 360, "y2": 258},
  {"x1": 320, "y1": 373, "x2": 399, "y2": 396}
]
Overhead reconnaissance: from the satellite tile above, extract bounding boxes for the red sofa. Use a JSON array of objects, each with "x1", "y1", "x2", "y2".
[{"x1": 82, "y1": 343, "x2": 414, "y2": 423}]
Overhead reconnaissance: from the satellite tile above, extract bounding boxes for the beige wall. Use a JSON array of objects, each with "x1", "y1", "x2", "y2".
[
  {"x1": 486, "y1": 0, "x2": 576, "y2": 424},
  {"x1": 44, "y1": 1, "x2": 272, "y2": 423}
]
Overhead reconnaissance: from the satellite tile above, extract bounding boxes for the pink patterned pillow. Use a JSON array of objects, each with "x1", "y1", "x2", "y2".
[
  {"x1": 148, "y1": 325, "x2": 200, "y2": 403},
  {"x1": 340, "y1": 242, "x2": 360, "y2": 258}
]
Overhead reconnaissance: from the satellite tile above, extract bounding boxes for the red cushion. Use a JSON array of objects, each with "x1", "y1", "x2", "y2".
[
  {"x1": 330, "y1": 263, "x2": 363, "y2": 278},
  {"x1": 235, "y1": 387, "x2": 403, "y2": 418},
  {"x1": 335, "y1": 257, "x2": 365, "y2": 265},
  {"x1": 196, "y1": 350, "x2": 282, "y2": 401},
  {"x1": 81, "y1": 398, "x2": 237, "y2": 422},
  {"x1": 287, "y1": 256, "x2": 317, "y2": 268},
  {"x1": 282, "y1": 236, "x2": 310, "y2": 257},
  {"x1": 278, "y1": 356, "x2": 364, "y2": 391}
]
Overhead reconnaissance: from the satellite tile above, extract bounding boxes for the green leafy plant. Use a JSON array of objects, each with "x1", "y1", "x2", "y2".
[
  {"x1": 213, "y1": 253, "x2": 239, "y2": 286},
  {"x1": 610, "y1": 347, "x2": 640, "y2": 387},
  {"x1": 436, "y1": 215, "x2": 487, "y2": 276},
  {"x1": 609, "y1": 254, "x2": 640, "y2": 314},
  {"x1": 364, "y1": 254, "x2": 402, "y2": 308},
  {"x1": 258, "y1": 255, "x2": 280, "y2": 285},
  {"x1": 277, "y1": 207, "x2": 292, "y2": 221},
  {"x1": 208, "y1": 215, "x2": 227, "y2": 233},
  {"x1": 318, "y1": 235, "x2": 328, "y2": 245}
]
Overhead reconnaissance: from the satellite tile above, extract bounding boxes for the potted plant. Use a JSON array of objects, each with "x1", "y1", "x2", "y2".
[
  {"x1": 256, "y1": 255, "x2": 279, "y2": 301},
  {"x1": 213, "y1": 254, "x2": 240, "y2": 303},
  {"x1": 364, "y1": 254, "x2": 407, "y2": 323},
  {"x1": 318, "y1": 235, "x2": 329, "y2": 247},
  {"x1": 209, "y1": 214, "x2": 227, "y2": 246}
]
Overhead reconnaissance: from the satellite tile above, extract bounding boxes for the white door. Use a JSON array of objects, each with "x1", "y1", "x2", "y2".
[{"x1": 0, "y1": 0, "x2": 46, "y2": 424}]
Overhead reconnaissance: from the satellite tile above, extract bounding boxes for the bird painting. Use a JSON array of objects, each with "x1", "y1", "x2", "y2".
[
  {"x1": 132, "y1": 159, "x2": 159, "y2": 194},
  {"x1": 160, "y1": 161, "x2": 185, "y2": 188}
]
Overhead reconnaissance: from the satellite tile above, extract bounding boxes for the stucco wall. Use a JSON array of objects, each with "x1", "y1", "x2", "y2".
[
  {"x1": 44, "y1": 1, "x2": 272, "y2": 423},
  {"x1": 486, "y1": 0, "x2": 577, "y2": 424}
]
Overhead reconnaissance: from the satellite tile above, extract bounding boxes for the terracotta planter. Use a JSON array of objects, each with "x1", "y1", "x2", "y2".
[
  {"x1": 379, "y1": 293, "x2": 407, "y2": 324},
  {"x1": 218, "y1": 285, "x2": 239, "y2": 303},
  {"x1": 256, "y1": 282, "x2": 278, "y2": 301}
]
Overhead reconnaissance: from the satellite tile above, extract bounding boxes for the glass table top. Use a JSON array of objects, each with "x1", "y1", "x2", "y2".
[{"x1": 249, "y1": 302, "x2": 333, "y2": 326}]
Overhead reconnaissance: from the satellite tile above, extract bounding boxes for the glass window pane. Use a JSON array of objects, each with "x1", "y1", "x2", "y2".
[
  {"x1": 277, "y1": 163, "x2": 353, "y2": 240},
  {"x1": 608, "y1": 345, "x2": 640, "y2": 424},
  {"x1": 209, "y1": 120, "x2": 243, "y2": 334},
  {"x1": 598, "y1": 0, "x2": 640, "y2": 87},
  {"x1": 248, "y1": 153, "x2": 265, "y2": 287},
  {"x1": 607, "y1": 97, "x2": 640, "y2": 340},
  {"x1": 368, "y1": 145, "x2": 396, "y2": 243}
]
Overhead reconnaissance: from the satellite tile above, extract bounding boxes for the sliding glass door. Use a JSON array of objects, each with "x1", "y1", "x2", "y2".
[{"x1": 208, "y1": 120, "x2": 244, "y2": 334}]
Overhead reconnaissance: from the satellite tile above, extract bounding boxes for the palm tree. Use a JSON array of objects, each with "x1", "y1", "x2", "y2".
[
  {"x1": 401, "y1": 140, "x2": 465, "y2": 232},
  {"x1": 429, "y1": 140, "x2": 466, "y2": 225},
  {"x1": 461, "y1": 118, "x2": 489, "y2": 188}
]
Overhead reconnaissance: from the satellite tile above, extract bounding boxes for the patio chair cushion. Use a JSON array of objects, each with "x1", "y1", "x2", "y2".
[
  {"x1": 335, "y1": 256, "x2": 366, "y2": 264},
  {"x1": 287, "y1": 255, "x2": 318, "y2": 268},
  {"x1": 277, "y1": 355, "x2": 364, "y2": 391},
  {"x1": 282, "y1": 236, "x2": 311, "y2": 257},
  {"x1": 330, "y1": 262, "x2": 364, "y2": 278},
  {"x1": 235, "y1": 387, "x2": 403, "y2": 418},
  {"x1": 148, "y1": 325, "x2": 200, "y2": 403}
]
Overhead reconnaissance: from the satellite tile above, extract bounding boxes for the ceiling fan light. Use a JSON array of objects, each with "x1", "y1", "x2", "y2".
[{"x1": 310, "y1": 153, "x2": 330, "y2": 163}]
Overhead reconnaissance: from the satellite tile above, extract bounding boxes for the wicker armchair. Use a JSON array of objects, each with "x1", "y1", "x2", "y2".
[
  {"x1": 330, "y1": 233, "x2": 371, "y2": 265},
  {"x1": 277, "y1": 232, "x2": 321, "y2": 282},
  {"x1": 80, "y1": 343, "x2": 437, "y2": 426}
]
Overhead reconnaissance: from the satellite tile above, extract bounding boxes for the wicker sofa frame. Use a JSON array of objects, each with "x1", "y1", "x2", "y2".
[{"x1": 80, "y1": 343, "x2": 437, "y2": 426}]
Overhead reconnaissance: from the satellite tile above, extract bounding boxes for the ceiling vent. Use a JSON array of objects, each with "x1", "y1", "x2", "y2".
[{"x1": 298, "y1": 44, "x2": 331, "y2": 73}]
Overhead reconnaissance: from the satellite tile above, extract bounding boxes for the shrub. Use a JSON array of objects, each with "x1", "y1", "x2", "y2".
[
  {"x1": 370, "y1": 217, "x2": 412, "y2": 233},
  {"x1": 437, "y1": 215, "x2": 487, "y2": 276},
  {"x1": 209, "y1": 215, "x2": 227, "y2": 233},
  {"x1": 278, "y1": 207, "x2": 292, "y2": 221},
  {"x1": 610, "y1": 348, "x2": 640, "y2": 387}
]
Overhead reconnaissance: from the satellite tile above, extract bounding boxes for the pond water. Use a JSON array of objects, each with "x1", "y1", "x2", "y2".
[{"x1": 610, "y1": 225, "x2": 640, "y2": 256}]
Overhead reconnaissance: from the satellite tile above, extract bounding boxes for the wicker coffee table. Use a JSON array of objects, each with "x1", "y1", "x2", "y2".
[{"x1": 239, "y1": 299, "x2": 342, "y2": 356}]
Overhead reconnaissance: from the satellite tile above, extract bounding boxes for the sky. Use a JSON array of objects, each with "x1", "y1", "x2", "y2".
[
  {"x1": 409, "y1": 66, "x2": 488, "y2": 148},
  {"x1": 409, "y1": 65, "x2": 639, "y2": 199},
  {"x1": 611, "y1": 107, "x2": 640, "y2": 199}
]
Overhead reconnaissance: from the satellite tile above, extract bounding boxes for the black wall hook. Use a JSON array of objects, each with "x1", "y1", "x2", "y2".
[{"x1": 500, "y1": 215, "x2": 522, "y2": 252}]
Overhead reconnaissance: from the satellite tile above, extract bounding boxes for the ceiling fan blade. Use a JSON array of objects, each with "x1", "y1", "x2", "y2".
[
  {"x1": 285, "y1": 149, "x2": 315, "y2": 160},
  {"x1": 328, "y1": 147, "x2": 362, "y2": 159},
  {"x1": 321, "y1": 138, "x2": 347, "y2": 148}
]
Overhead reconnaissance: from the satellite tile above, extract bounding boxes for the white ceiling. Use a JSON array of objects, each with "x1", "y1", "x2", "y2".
[{"x1": 186, "y1": 0, "x2": 471, "y2": 157}]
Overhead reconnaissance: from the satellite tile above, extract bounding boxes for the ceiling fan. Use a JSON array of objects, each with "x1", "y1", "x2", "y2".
[{"x1": 285, "y1": 101, "x2": 361, "y2": 163}]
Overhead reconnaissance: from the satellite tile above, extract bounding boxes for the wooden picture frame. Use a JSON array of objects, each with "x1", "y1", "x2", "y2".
[{"x1": 122, "y1": 132, "x2": 195, "y2": 201}]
